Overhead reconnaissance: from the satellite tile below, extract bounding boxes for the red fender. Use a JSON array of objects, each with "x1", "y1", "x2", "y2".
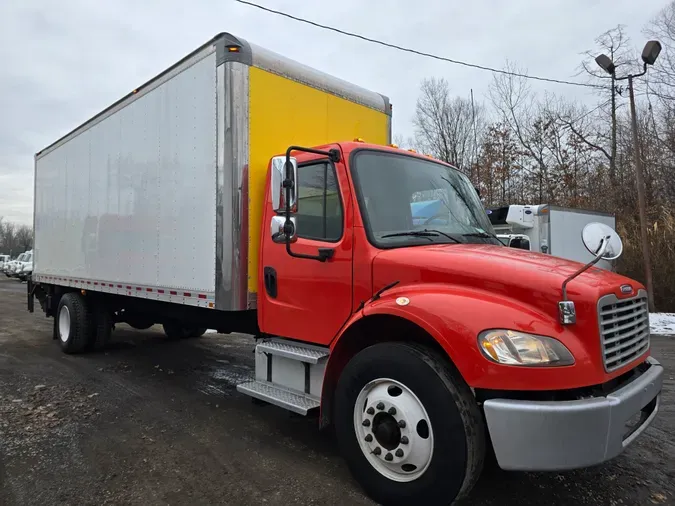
[{"x1": 327, "y1": 282, "x2": 615, "y2": 392}]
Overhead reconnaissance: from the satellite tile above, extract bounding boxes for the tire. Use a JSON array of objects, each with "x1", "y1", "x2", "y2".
[
  {"x1": 186, "y1": 327, "x2": 207, "y2": 338},
  {"x1": 334, "y1": 342, "x2": 485, "y2": 506},
  {"x1": 89, "y1": 305, "x2": 112, "y2": 351},
  {"x1": 163, "y1": 322, "x2": 205, "y2": 339},
  {"x1": 162, "y1": 322, "x2": 188, "y2": 339},
  {"x1": 56, "y1": 293, "x2": 93, "y2": 354},
  {"x1": 128, "y1": 319, "x2": 154, "y2": 330}
]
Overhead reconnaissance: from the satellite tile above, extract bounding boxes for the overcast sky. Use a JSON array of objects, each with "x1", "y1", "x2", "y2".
[{"x1": 0, "y1": 0, "x2": 666, "y2": 225}]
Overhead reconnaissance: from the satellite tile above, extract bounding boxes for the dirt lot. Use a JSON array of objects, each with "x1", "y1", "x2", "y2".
[{"x1": 0, "y1": 277, "x2": 674, "y2": 505}]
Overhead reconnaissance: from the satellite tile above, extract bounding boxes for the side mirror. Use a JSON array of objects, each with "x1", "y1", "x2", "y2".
[
  {"x1": 271, "y1": 215, "x2": 297, "y2": 244},
  {"x1": 582, "y1": 222, "x2": 623, "y2": 261},
  {"x1": 271, "y1": 156, "x2": 298, "y2": 213}
]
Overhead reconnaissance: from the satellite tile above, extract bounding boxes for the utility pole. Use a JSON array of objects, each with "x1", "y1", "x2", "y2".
[{"x1": 596, "y1": 41, "x2": 661, "y2": 312}]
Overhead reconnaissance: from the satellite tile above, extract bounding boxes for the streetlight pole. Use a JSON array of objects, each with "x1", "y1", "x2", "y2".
[
  {"x1": 596, "y1": 41, "x2": 661, "y2": 312},
  {"x1": 627, "y1": 73, "x2": 655, "y2": 311}
]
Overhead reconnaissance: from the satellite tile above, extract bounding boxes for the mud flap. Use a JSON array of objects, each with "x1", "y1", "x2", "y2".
[{"x1": 27, "y1": 278, "x2": 34, "y2": 313}]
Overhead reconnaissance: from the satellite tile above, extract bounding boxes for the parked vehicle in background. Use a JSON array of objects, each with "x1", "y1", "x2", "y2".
[
  {"x1": 488, "y1": 204, "x2": 617, "y2": 269},
  {"x1": 6, "y1": 253, "x2": 26, "y2": 277},
  {"x1": 496, "y1": 233, "x2": 531, "y2": 249},
  {"x1": 28, "y1": 32, "x2": 662, "y2": 505},
  {"x1": 17, "y1": 250, "x2": 33, "y2": 282},
  {"x1": 0, "y1": 254, "x2": 9, "y2": 272}
]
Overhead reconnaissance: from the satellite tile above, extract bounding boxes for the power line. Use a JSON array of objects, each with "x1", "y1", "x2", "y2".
[{"x1": 234, "y1": 0, "x2": 604, "y2": 90}]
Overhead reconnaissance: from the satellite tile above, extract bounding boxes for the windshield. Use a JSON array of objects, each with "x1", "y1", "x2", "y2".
[{"x1": 351, "y1": 151, "x2": 500, "y2": 247}]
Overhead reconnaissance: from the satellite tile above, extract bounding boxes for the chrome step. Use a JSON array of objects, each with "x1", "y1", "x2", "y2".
[
  {"x1": 257, "y1": 339, "x2": 329, "y2": 364},
  {"x1": 237, "y1": 380, "x2": 320, "y2": 415}
]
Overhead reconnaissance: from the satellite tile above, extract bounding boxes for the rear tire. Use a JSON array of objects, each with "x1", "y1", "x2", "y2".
[
  {"x1": 334, "y1": 342, "x2": 485, "y2": 506},
  {"x1": 186, "y1": 328, "x2": 207, "y2": 338},
  {"x1": 127, "y1": 319, "x2": 154, "y2": 330},
  {"x1": 163, "y1": 323, "x2": 206, "y2": 339},
  {"x1": 56, "y1": 293, "x2": 93, "y2": 354}
]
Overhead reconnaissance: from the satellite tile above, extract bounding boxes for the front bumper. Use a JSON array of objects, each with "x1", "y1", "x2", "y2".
[{"x1": 483, "y1": 357, "x2": 663, "y2": 471}]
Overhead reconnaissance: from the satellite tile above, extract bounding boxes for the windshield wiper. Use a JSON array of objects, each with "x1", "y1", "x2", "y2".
[
  {"x1": 381, "y1": 231, "x2": 436, "y2": 241},
  {"x1": 461, "y1": 231, "x2": 501, "y2": 241},
  {"x1": 381, "y1": 229, "x2": 461, "y2": 244},
  {"x1": 420, "y1": 229, "x2": 462, "y2": 244}
]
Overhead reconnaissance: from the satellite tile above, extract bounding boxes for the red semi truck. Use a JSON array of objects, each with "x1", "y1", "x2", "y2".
[{"x1": 29, "y1": 33, "x2": 663, "y2": 505}]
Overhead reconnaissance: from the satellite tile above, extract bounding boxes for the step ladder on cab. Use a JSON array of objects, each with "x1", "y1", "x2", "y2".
[{"x1": 237, "y1": 338, "x2": 330, "y2": 415}]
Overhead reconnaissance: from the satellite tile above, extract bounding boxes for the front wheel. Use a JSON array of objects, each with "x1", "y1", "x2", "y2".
[{"x1": 334, "y1": 342, "x2": 485, "y2": 506}]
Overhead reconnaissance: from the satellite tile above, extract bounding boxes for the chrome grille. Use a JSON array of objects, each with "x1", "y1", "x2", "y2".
[{"x1": 598, "y1": 290, "x2": 650, "y2": 372}]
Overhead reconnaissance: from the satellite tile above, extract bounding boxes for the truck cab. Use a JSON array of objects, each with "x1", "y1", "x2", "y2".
[{"x1": 244, "y1": 140, "x2": 662, "y2": 505}]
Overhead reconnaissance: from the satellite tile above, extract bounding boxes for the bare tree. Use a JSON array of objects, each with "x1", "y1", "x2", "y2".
[
  {"x1": 15, "y1": 225, "x2": 33, "y2": 251},
  {"x1": 645, "y1": 2, "x2": 675, "y2": 103},
  {"x1": 0, "y1": 220, "x2": 16, "y2": 255},
  {"x1": 579, "y1": 26, "x2": 638, "y2": 190},
  {"x1": 489, "y1": 62, "x2": 557, "y2": 202},
  {"x1": 413, "y1": 78, "x2": 485, "y2": 173}
]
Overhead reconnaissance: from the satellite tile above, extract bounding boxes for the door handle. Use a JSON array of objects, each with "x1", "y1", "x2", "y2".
[{"x1": 263, "y1": 266, "x2": 277, "y2": 298}]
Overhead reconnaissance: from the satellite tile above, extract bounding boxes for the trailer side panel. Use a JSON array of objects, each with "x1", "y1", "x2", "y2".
[{"x1": 34, "y1": 49, "x2": 218, "y2": 301}]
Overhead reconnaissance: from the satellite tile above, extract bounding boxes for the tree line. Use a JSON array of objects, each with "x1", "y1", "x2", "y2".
[
  {"x1": 0, "y1": 217, "x2": 33, "y2": 256},
  {"x1": 406, "y1": 2, "x2": 675, "y2": 311}
]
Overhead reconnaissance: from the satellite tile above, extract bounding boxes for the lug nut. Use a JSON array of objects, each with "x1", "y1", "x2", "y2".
[
  {"x1": 376, "y1": 402, "x2": 385, "y2": 410},
  {"x1": 385, "y1": 453, "x2": 393, "y2": 461},
  {"x1": 366, "y1": 407, "x2": 375, "y2": 415},
  {"x1": 373, "y1": 447, "x2": 382, "y2": 455},
  {"x1": 388, "y1": 407, "x2": 397, "y2": 415},
  {"x1": 398, "y1": 420, "x2": 406, "y2": 428},
  {"x1": 362, "y1": 419, "x2": 371, "y2": 427},
  {"x1": 395, "y1": 449, "x2": 404, "y2": 458},
  {"x1": 400, "y1": 436, "x2": 409, "y2": 444},
  {"x1": 365, "y1": 434, "x2": 373, "y2": 442}
]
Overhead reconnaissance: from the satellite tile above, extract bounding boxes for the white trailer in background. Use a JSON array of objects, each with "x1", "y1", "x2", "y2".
[{"x1": 488, "y1": 204, "x2": 617, "y2": 270}]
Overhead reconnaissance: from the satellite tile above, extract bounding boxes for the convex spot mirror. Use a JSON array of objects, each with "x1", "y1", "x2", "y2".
[
  {"x1": 582, "y1": 222, "x2": 623, "y2": 261},
  {"x1": 271, "y1": 156, "x2": 298, "y2": 213}
]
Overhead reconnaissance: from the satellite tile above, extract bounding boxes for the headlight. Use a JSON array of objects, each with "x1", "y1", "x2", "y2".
[{"x1": 478, "y1": 330, "x2": 574, "y2": 366}]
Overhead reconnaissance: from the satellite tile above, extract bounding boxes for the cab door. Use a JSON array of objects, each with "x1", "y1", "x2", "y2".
[{"x1": 259, "y1": 154, "x2": 354, "y2": 345}]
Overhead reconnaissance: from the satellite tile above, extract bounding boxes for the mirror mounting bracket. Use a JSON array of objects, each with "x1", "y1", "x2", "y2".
[
  {"x1": 283, "y1": 145, "x2": 341, "y2": 263},
  {"x1": 561, "y1": 235, "x2": 610, "y2": 302}
]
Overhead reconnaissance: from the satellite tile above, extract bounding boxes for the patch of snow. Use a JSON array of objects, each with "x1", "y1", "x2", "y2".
[
  {"x1": 205, "y1": 329, "x2": 217, "y2": 334},
  {"x1": 650, "y1": 313, "x2": 675, "y2": 336}
]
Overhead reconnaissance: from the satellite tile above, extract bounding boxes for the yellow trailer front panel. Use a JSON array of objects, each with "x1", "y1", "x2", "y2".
[{"x1": 247, "y1": 66, "x2": 390, "y2": 295}]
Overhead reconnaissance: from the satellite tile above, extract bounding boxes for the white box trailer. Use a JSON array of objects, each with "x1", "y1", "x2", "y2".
[{"x1": 488, "y1": 204, "x2": 617, "y2": 270}]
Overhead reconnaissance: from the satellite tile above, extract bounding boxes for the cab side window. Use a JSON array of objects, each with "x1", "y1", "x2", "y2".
[{"x1": 296, "y1": 162, "x2": 343, "y2": 242}]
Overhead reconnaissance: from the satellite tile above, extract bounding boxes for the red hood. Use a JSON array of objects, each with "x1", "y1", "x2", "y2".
[{"x1": 372, "y1": 244, "x2": 641, "y2": 320}]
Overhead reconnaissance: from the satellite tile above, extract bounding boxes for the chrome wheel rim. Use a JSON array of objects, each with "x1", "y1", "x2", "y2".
[
  {"x1": 58, "y1": 306, "x2": 71, "y2": 343},
  {"x1": 353, "y1": 378, "x2": 434, "y2": 482}
]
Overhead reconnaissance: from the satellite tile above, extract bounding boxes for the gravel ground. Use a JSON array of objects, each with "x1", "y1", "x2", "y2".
[{"x1": 0, "y1": 277, "x2": 673, "y2": 505}]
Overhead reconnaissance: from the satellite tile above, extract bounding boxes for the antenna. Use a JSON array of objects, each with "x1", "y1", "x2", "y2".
[{"x1": 470, "y1": 89, "x2": 479, "y2": 182}]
